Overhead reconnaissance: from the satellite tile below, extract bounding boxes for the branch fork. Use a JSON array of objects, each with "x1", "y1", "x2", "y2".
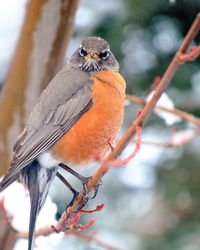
[{"x1": 51, "y1": 204, "x2": 104, "y2": 233}]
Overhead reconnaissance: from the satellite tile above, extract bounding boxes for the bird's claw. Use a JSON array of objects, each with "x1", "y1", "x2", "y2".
[
  {"x1": 82, "y1": 177, "x2": 102, "y2": 200},
  {"x1": 65, "y1": 175, "x2": 102, "y2": 212},
  {"x1": 66, "y1": 178, "x2": 90, "y2": 212},
  {"x1": 90, "y1": 180, "x2": 102, "y2": 199},
  {"x1": 66, "y1": 189, "x2": 79, "y2": 209}
]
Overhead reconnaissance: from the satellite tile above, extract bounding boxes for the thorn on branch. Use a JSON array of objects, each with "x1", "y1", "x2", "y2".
[
  {"x1": 106, "y1": 137, "x2": 115, "y2": 152},
  {"x1": 137, "y1": 109, "x2": 142, "y2": 117},
  {"x1": 150, "y1": 76, "x2": 161, "y2": 91},
  {"x1": 178, "y1": 46, "x2": 200, "y2": 63},
  {"x1": 145, "y1": 76, "x2": 161, "y2": 97}
]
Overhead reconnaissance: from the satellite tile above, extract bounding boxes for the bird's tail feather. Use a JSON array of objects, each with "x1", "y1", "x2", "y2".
[
  {"x1": 0, "y1": 172, "x2": 20, "y2": 193},
  {"x1": 21, "y1": 160, "x2": 57, "y2": 250},
  {"x1": 28, "y1": 179, "x2": 40, "y2": 250}
]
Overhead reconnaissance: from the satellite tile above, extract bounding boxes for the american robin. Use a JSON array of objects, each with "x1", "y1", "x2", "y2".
[{"x1": 0, "y1": 37, "x2": 126, "y2": 250}]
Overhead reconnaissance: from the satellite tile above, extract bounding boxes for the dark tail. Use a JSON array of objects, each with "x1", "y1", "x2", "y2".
[
  {"x1": 0, "y1": 172, "x2": 20, "y2": 193},
  {"x1": 21, "y1": 160, "x2": 57, "y2": 250},
  {"x1": 28, "y1": 179, "x2": 40, "y2": 250}
]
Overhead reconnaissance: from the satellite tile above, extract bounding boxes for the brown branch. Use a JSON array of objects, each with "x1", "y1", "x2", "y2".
[
  {"x1": 42, "y1": 0, "x2": 80, "y2": 89},
  {"x1": 136, "y1": 140, "x2": 189, "y2": 148},
  {"x1": 135, "y1": 128, "x2": 200, "y2": 148},
  {"x1": 126, "y1": 95, "x2": 200, "y2": 127},
  {"x1": 57, "y1": 13, "x2": 200, "y2": 223},
  {"x1": 0, "y1": 201, "x2": 124, "y2": 250},
  {"x1": 18, "y1": 227, "x2": 126, "y2": 250},
  {"x1": 64, "y1": 231, "x2": 127, "y2": 250}
]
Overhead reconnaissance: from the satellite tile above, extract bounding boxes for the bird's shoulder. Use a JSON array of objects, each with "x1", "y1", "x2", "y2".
[
  {"x1": 27, "y1": 64, "x2": 91, "y2": 130},
  {"x1": 11, "y1": 64, "x2": 93, "y2": 163}
]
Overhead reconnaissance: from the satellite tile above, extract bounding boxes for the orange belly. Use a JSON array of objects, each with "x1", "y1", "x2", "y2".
[{"x1": 51, "y1": 70, "x2": 126, "y2": 165}]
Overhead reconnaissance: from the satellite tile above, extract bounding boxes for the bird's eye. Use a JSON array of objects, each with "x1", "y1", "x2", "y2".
[
  {"x1": 99, "y1": 50, "x2": 109, "y2": 60},
  {"x1": 79, "y1": 47, "x2": 87, "y2": 57}
]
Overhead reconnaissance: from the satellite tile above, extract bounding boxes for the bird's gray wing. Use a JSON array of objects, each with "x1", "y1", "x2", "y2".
[{"x1": 1, "y1": 65, "x2": 93, "y2": 184}]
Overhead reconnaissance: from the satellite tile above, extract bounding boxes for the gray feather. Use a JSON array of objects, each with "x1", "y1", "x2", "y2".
[
  {"x1": 1, "y1": 64, "x2": 93, "y2": 185},
  {"x1": 21, "y1": 160, "x2": 57, "y2": 250}
]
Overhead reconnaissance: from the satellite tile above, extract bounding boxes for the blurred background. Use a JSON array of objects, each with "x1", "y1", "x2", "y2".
[{"x1": 0, "y1": 0, "x2": 200, "y2": 249}]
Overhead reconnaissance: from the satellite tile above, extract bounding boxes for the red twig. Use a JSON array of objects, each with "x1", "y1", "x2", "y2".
[
  {"x1": 136, "y1": 127, "x2": 200, "y2": 148},
  {"x1": 107, "y1": 122, "x2": 141, "y2": 167},
  {"x1": 106, "y1": 137, "x2": 115, "y2": 152},
  {"x1": 94, "y1": 126, "x2": 141, "y2": 166},
  {"x1": 52, "y1": 204, "x2": 105, "y2": 233},
  {"x1": 126, "y1": 94, "x2": 200, "y2": 127},
  {"x1": 178, "y1": 46, "x2": 200, "y2": 63},
  {"x1": 94, "y1": 110, "x2": 142, "y2": 167},
  {"x1": 81, "y1": 204, "x2": 105, "y2": 213},
  {"x1": 170, "y1": 127, "x2": 200, "y2": 146},
  {"x1": 73, "y1": 219, "x2": 95, "y2": 231}
]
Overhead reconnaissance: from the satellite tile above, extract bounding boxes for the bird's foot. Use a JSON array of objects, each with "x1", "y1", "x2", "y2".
[
  {"x1": 67, "y1": 190, "x2": 89, "y2": 213},
  {"x1": 65, "y1": 177, "x2": 90, "y2": 212},
  {"x1": 56, "y1": 171, "x2": 85, "y2": 210},
  {"x1": 80, "y1": 176, "x2": 102, "y2": 200},
  {"x1": 59, "y1": 164, "x2": 102, "y2": 210},
  {"x1": 68, "y1": 177, "x2": 102, "y2": 212}
]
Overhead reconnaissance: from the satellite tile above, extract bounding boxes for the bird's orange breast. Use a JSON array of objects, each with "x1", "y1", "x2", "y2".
[{"x1": 51, "y1": 70, "x2": 126, "y2": 165}]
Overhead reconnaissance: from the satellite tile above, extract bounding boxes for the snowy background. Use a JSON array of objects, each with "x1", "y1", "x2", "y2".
[{"x1": 0, "y1": 0, "x2": 200, "y2": 249}]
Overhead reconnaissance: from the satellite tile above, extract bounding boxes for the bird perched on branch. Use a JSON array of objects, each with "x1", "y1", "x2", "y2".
[{"x1": 0, "y1": 37, "x2": 126, "y2": 250}]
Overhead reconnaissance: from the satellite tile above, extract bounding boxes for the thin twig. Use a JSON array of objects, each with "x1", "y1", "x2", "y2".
[
  {"x1": 64, "y1": 231, "x2": 127, "y2": 250},
  {"x1": 0, "y1": 201, "x2": 124, "y2": 250},
  {"x1": 18, "y1": 228, "x2": 126, "y2": 250},
  {"x1": 126, "y1": 94, "x2": 200, "y2": 127},
  {"x1": 135, "y1": 131, "x2": 199, "y2": 148},
  {"x1": 136, "y1": 140, "x2": 188, "y2": 148}
]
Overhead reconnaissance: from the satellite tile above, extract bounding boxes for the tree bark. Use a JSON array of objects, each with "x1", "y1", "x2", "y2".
[{"x1": 0, "y1": 0, "x2": 79, "y2": 176}]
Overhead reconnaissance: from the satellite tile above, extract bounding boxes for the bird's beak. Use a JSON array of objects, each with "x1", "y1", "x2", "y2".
[{"x1": 85, "y1": 50, "x2": 100, "y2": 60}]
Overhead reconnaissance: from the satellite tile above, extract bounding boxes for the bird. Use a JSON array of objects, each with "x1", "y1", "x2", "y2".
[{"x1": 0, "y1": 37, "x2": 126, "y2": 250}]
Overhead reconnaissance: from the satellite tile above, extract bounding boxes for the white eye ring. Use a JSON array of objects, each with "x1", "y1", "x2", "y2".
[
  {"x1": 79, "y1": 47, "x2": 87, "y2": 57},
  {"x1": 99, "y1": 49, "x2": 110, "y2": 60}
]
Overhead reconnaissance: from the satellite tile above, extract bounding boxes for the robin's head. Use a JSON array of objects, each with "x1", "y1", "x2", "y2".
[{"x1": 69, "y1": 37, "x2": 119, "y2": 72}]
